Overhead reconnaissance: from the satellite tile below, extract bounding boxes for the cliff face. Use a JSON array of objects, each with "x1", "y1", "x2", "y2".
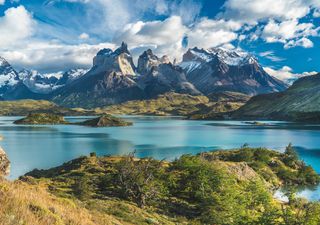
[{"x1": 0, "y1": 147, "x2": 10, "y2": 177}]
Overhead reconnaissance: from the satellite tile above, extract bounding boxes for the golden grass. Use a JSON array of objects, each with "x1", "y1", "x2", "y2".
[{"x1": 0, "y1": 179, "x2": 121, "y2": 225}]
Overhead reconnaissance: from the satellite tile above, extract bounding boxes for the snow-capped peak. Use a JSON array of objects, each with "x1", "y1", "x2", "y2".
[
  {"x1": 18, "y1": 68, "x2": 88, "y2": 94},
  {"x1": 0, "y1": 56, "x2": 9, "y2": 67},
  {"x1": 182, "y1": 47, "x2": 258, "y2": 66},
  {"x1": 0, "y1": 57, "x2": 19, "y2": 89}
]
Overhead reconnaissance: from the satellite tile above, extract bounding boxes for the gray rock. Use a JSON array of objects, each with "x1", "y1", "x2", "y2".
[{"x1": 0, "y1": 146, "x2": 10, "y2": 177}]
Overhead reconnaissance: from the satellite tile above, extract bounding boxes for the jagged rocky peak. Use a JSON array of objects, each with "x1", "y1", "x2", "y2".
[
  {"x1": 181, "y1": 47, "x2": 257, "y2": 68},
  {"x1": 137, "y1": 49, "x2": 172, "y2": 75},
  {"x1": 0, "y1": 56, "x2": 20, "y2": 93},
  {"x1": 137, "y1": 49, "x2": 161, "y2": 75},
  {"x1": 0, "y1": 56, "x2": 10, "y2": 67},
  {"x1": 93, "y1": 42, "x2": 135, "y2": 76},
  {"x1": 0, "y1": 146, "x2": 10, "y2": 177}
]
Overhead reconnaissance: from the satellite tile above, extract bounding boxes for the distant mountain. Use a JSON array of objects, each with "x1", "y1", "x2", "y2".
[
  {"x1": 52, "y1": 42, "x2": 145, "y2": 108},
  {"x1": 19, "y1": 69, "x2": 88, "y2": 94},
  {"x1": 180, "y1": 47, "x2": 288, "y2": 96},
  {"x1": 137, "y1": 49, "x2": 200, "y2": 98},
  {"x1": 232, "y1": 74, "x2": 320, "y2": 121},
  {"x1": 0, "y1": 56, "x2": 20, "y2": 96},
  {"x1": 0, "y1": 57, "x2": 42, "y2": 100}
]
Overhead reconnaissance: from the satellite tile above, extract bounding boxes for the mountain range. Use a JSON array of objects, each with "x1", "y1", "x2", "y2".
[{"x1": 0, "y1": 42, "x2": 288, "y2": 108}]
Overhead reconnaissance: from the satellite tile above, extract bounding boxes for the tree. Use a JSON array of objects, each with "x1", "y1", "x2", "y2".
[
  {"x1": 283, "y1": 143, "x2": 299, "y2": 167},
  {"x1": 116, "y1": 152, "x2": 165, "y2": 208}
]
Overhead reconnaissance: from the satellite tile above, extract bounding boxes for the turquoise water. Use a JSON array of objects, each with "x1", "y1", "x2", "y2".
[{"x1": 1, "y1": 116, "x2": 320, "y2": 200}]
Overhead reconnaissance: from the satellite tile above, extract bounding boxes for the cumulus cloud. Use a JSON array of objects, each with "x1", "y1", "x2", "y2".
[
  {"x1": 115, "y1": 16, "x2": 187, "y2": 61},
  {"x1": 220, "y1": 0, "x2": 320, "y2": 49},
  {"x1": 0, "y1": 6, "x2": 36, "y2": 48},
  {"x1": 221, "y1": 0, "x2": 311, "y2": 23},
  {"x1": 115, "y1": 16, "x2": 242, "y2": 61},
  {"x1": 264, "y1": 66, "x2": 318, "y2": 82},
  {"x1": 187, "y1": 19, "x2": 241, "y2": 49},
  {"x1": 2, "y1": 41, "x2": 115, "y2": 72},
  {"x1": 261, "y1": 19, "x2": 318, "y2": 48}
]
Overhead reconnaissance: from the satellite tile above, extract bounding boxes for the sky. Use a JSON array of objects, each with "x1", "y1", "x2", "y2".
[{"x1": 0, "y1": 0, "x2": 319, "y2": 81}]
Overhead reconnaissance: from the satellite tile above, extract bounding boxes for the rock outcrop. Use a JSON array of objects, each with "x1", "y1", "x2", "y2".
[
  {"x1": 78, "y1": 114, "x2": 133, "y2": 127},
  {"x1": 0, "y1": 147, "x2": 10, "y2": 177}
]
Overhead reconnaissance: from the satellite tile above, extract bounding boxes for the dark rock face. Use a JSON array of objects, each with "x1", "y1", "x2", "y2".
[
  {"x1": 180, "y1": 47, "x2": 288, "y2": 96},
  {"x1": 0, "y1": 147, "x2": 10, "y2": 177},
  {"x1": 137, "y1": 49, "x2": 201, "y2": 98}
]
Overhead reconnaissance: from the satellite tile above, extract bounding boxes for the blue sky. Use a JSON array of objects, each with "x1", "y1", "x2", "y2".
[{"x1": 0, "y1": 0, "x2": 319, "y2": 81}]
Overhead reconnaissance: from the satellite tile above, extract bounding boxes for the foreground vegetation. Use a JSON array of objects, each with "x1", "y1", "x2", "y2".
[{"x1": 0, "y1": 146, "x2": 311, "y2": 224}]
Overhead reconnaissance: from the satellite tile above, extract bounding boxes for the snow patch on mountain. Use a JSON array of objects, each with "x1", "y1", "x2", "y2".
[
  {"x1": 181, "y1": 47, "x2": 258, "y2": 67},
  {"x1": 18, "y1": 68, "x2": 88, "y2": 94}
]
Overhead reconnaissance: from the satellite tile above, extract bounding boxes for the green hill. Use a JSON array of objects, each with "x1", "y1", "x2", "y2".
[
  {"x1": 232, "y1": 74, "x2": 320, "y2": 121},
  {"x1": 101, "y1": 92, "x2": 246, "y2": 117},
  {"x1": 0, "y1": 100, "x2": 95, "y2": 116}
]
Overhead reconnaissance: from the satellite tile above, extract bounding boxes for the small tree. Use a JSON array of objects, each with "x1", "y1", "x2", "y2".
[
  {"x1": 283, "y1": 143, "x2": 299, "y2": 167},
  {"x1": 285, "y1": 143, "x2": 299, "y2": 161}
]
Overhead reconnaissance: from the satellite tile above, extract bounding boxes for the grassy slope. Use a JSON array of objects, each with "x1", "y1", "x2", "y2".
[
  {"x1": 0, "y1": 100, "x2": 95, "y2": 116},
  {"x1": 13, "y1": 113, "x2": 68, "y2": 125},
  {"x1": 232, "y1": 74, "x2": 320, "y2": 120},
  {"x1": 100, "y1": 92, "x2": 245, "y2": 116},
  {"x1": 5, "y1": 147, "x2": 315, "y2": 224}
]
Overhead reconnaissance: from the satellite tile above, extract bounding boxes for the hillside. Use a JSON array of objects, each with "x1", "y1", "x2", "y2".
[
  {"x1": 0, "y1": 100, "x2": 95, "y2": 116},
  {"x1": 1, "y1": 146, "x2": 320, "y2": 224},
  {"x1": 232, "y1": 74, "x2": 320, "y2": 121},
  {"x1": 101, "y1": 92, "x2": 245, "y2": 116}
]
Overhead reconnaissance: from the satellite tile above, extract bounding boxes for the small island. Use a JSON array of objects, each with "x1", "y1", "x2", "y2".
[
  {"x1": 78, "y1": 114, "x2": 133, "y2": 127},
  {"x1": 13, "y1": 113, "x2": 133, "y2": 127},
  {"x1": 13, "y1": 113, "x2": 68, "y2": 125},
  {"x1": 243, "y1": 121, "x2": 271, "y2": 126}
]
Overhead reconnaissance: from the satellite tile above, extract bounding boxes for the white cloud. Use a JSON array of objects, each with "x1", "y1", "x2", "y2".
[
  {"x1": 0, "y1": 6, "x2": 36, "y2": 48},
  {"x1": 2, "y1": 41, "x2": 115, "y2": 72},
  {"x1": 187, "y1": 19, "x2": 241, "y2": 49},
  {"x1": 259, "y1": 51, "x2": 285, "y2": 62},
  {"x1": 79, "y1": 33, "x2": 90, "y2": 40},
  {"x1": 220, "y1": 0, "x2": 320, "y2": 49},
  {"x1": 221, "y1": 0, "x2": 311, "y2": 23},
  {"x1": 115, "y1": 16, "x2": 241, "y2": 62},
  {"x1": 264, "y1": 66, "x2": 318, "y2": 82},
  {"x1": 0, "y1": 0, "x2": 5, "y2": 5},
  {"x1": 284, "y1": 37, "x2": 314, "y2": 48},
  {"x1": 261, "y1": 19, "x2": 318, "y2": 47},
  {"x1": 115, "y1": 16, "x2": 187, "y2": 61}
]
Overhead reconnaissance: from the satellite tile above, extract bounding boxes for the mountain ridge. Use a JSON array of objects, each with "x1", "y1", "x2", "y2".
[{"x1": 1, "y1": 43, "x2": 289, "y2": 108}]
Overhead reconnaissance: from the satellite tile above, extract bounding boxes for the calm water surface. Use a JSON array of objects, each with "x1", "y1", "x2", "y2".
[{"x1": 1, "y1": 116, "x2": 320, "y2": 200}]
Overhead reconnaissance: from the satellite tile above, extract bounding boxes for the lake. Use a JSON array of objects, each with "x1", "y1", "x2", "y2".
[{"x1": 1, "y1": 116, "x2": 320, "y2": 200}]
